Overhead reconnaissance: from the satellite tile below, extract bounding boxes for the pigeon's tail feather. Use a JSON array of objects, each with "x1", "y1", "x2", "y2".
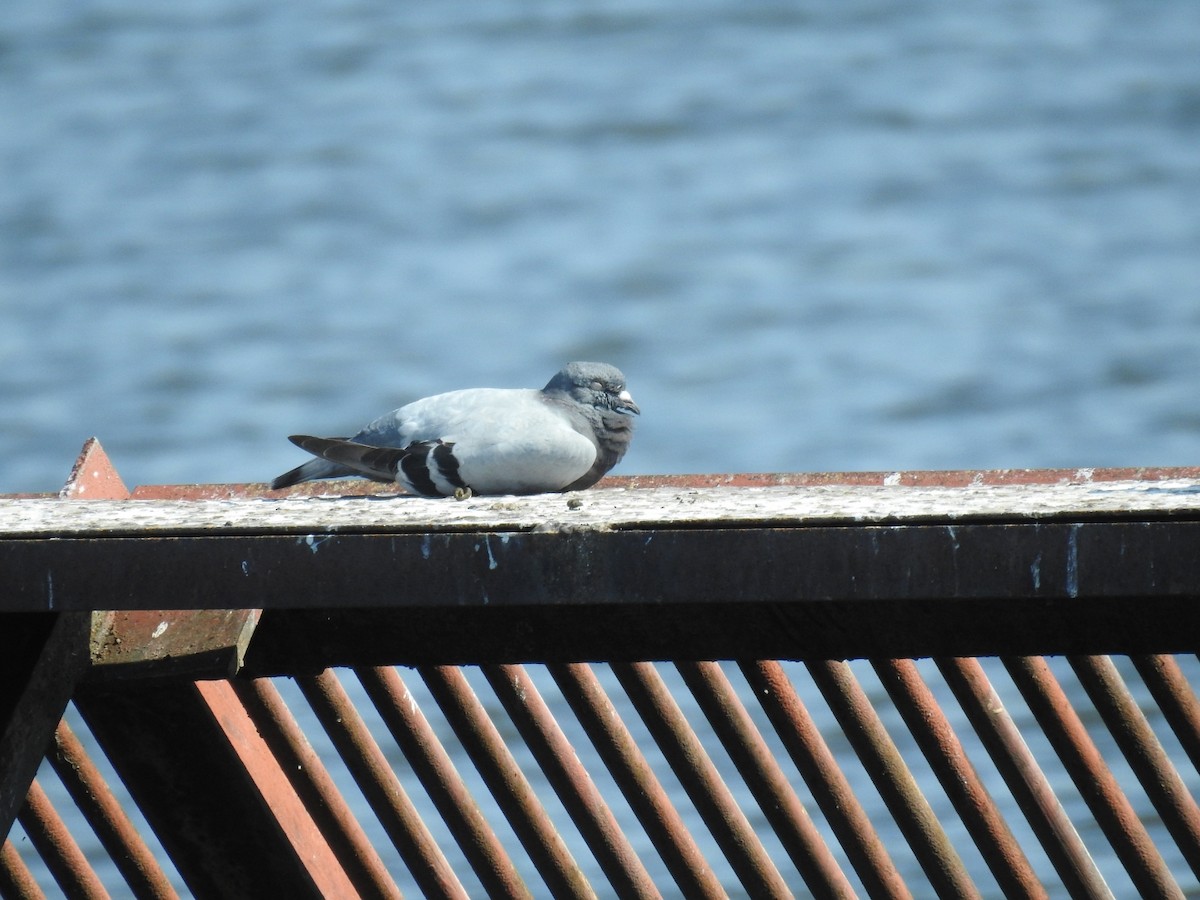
[
  {"x1": 287, "y1": 435, "x2": 407, "y2": 484},
  {"x1": 270, "y1": 436, "x2": 396, "y2": 489},
  {"x1": 269, "y1": 457, "x2": 355, "y2": 489}
]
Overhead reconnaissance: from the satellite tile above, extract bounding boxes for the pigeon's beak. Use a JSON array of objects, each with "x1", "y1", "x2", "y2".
[{"x1": 615, "y1": 390, "x2": 640, "y2": 416}]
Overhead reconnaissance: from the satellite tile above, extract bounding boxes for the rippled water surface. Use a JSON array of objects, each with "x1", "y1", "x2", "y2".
[{"x1": 3, "y1": 2, "x2": 1200, "y2": 895}]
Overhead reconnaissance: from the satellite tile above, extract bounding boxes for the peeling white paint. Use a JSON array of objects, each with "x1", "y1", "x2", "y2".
[
  {"x1": 152, "y1": 621, "x2": 169, "y2": 639},
  {"x1": 301, "y1": 534, "x2": 333, "y2": 554},
  {"x1": 883, "y1": 472, "x2": 902, "y2": 486},
  {"x1": 484, "y1": 535, "x2": 498, "y2": 570},
  {"x1": 1030, "y1": 552, "x2": 1042, "y2": 590},
  {"x1": 1066, "y1": 524, "x2": 1080, "y2": 598}
]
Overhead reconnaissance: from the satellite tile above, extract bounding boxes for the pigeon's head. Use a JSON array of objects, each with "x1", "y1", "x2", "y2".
[{"x1": 546, "y1": 362, "x2": 640, "y2": 418}]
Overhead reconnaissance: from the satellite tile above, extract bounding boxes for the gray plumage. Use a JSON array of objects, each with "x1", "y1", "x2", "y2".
[{"x1": 271, "y1": 362, "x2": 639, "y2": 496}]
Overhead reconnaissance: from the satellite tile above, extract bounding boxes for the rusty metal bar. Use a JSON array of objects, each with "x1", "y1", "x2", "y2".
[
  {"x1": 871, "y1": 658, "x2": 1047, "y2": 899},
  {"x1": 1132, "y1": 655, "x2": 1200, "y2": 775},
  {"x1": 936, "y1": 657, "x2": 1113, "y2": 899},
  {"x1": 17, "y1": 780, "x2": 109, "y2": 900},
  {"x1": 740, "y1": 660, "x2": 911, "y2": 899},
  {"x1": 231, "y1": 678, "x2": 402, "y2": 900},
  {"x1": 610, "y1": 661, "x2": 794, "y2": 899},
  {"x1": 419, "y1": 665, "x2": 596, "y2": 899},
  {"x1": 1068, "y1": 655, "x2": 1200, "y2": 880},
  {"x1": 45, "y1": 719, "x2": 178, "y2": 900},
  {"x1": 0, "y1": 839, "x2": 47, "y2": 900},
  {"x1": 354, "y1": 666, "x2": 531, "y2": 900},
  {"x1": 806, "y1": 659, "x2": 981, "y2": 899},
  {"x1": 547, "y1": 662, "x2": 726, "y2": 900},
  {"x1": 1003, "y1": 655, "x2": 1184, "y2": 899},
  {"x1": 296, "y1": 669, "x2": 467, "y2": 899},
  {"x1": 676, "y1": 661, "x2": 856, "y2": 900},
  {"x1": 484, "y1": 664, "x2": 660, "y2": 900}
]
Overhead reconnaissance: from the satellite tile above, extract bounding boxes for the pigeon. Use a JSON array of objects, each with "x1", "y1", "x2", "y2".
[{"x1": 270, "y1": 361, "x2": 639, "y2": 496}]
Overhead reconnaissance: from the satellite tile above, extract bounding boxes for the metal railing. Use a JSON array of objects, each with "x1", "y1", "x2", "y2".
[{"x1": 2, "y1": 440, "x2": 1200, "y2": 898}]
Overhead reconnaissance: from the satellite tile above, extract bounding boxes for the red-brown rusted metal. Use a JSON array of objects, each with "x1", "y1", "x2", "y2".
[
  {"x1": 17, "y1": 780, "x2": 109, "y2": 899},
  {"x1": 1069, "y1": 655, "x2": 1200, "y2": 881},
  {"x1": 611, "y1": 661, "x2": 795, "y2": 898},
  {"x1": 0, "y1": 839, "x2": 45, "y2": 900},
  {"x1": 419, "y1": 665, "x2": 596, "y2": 898},
  {"x1": 872, "y1": 658, "x2": 1047, "y2": 899},
  {"x1": 1004, "y1": 656, "x2": 1184, "y2": 899},
  {"x1": 354, "y1": 666, "x2": 531, "y2": 899},
  {"x1": 740, "y1": 660, "x2": 912, "y2": 899},
  {"x1": 676, "y1": 661, "x2": 857, "y2": 900},
  {"x1": 231, "y1": 678, "x2": 402, "y2": 900},
  {"x1": 547, "y1": 662, "x2": 727, "y2": 900},
  {"x1": 935, "y1": 657, "x2": 1113, "y2": 899},
  {"x1": 296, "y1": 669, "x2": 467, "y2": 899},
  {"x1": 1131, "y1": 655, "x2": 1200, "y2": 779},
  {"x1": 46, "y1": 720, "x2": 178, "y2": 900},
  {"x1": 806, "y1": 659, "x2": 982, "y2": 899},
  {"x1": 484, "y1": 664, "x2": 661, "y2": 900}
]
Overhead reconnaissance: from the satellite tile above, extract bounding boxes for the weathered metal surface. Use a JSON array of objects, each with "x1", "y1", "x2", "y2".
[
  {"x1": 807, "y1": 659, "x2": 981, "y2": 899},
  {"x1": 1132, "y1": 654, "x2": 1200, "y2": 775},
  {"x1": 547, "y1": 662, "x2": 727, "y2": 900},
  {"x1": 7, "y1": 446, "x2": 1200, "y2": 895},
  {"x1": 0, "y1": 613, "x2": 90, "y2": 841},
  {"x1": 88, "y1": 609, "x2": 261, "y2": 681},
  {"x1": 1068, "y1": 655, "x2": 1200, "y2": 881},
  {"x1": 485, "y1": 663, "x2": 661, "y2": 900},
  {"x1": 47, "y1": 720, "x2": 178, "y2": 900},
  {"x1": 295, "y1": 670, "x2": 468, "y2": 899},
  {"x1": 0, "y1": 838, "x2": 45, "y2": 899},
  {"x1": 355, "y1": 666, "x2": 531, "y2": 899},
  {"x1": 1004, "y1": 656, "x2": 1184, "y2": 899},
  {"x1": 419, "y1": 665, "x2": 596, "y2": 898},
  {"x1": 872, "y1": 659, "x2": 1046, "y2": 899},
  {"x1": 935, "y1": 657, "x2": 1114, "y2": 899},
  {"x1": 612, "y1": 662, "x2": 795, "y2": 898},
  {"x1": 230, "y1": 678, "x2": 402, "y2": 900},
  {"x1": 74, "y1": 680, "x2": 356, "y2": 899},
  {"x1": 677, "y1": 660, "x2": 857, "y2": 899},
  {"x1": 17, "y1": 780, "x2": 109, "y2": 899},
  {"x1": 741, "y1": 659, "x2": 913, "y2": 899}
]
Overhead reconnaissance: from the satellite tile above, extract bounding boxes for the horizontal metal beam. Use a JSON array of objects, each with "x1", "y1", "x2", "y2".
[{"x1": 2, "y1": 520, "x2": 1199, "y2": 612}]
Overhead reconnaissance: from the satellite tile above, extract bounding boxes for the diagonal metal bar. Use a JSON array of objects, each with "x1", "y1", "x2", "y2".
[
  {"x1": 46, "y1": 720, "x2": 178, "y2": 900},
  {"x1": 420, "y1": 665, "x2": 596, "y2": 899},
  {"x1": 676, "y1": 661, "x2": 856, "y2": 900},
  {"x1": 0, "y1": 839, "x2": 45, "y2": 900},
  {"x1": 611, "y1": 661, "x2": 794, "y2": 899},
  {"x1": 806, "y1": 659, "x2": 981, "y2": 900},
  {"x1": 936, "y1": 657, "x2": 1112, "y2": 900},
  {"x1": 740, "y1": 660, "x2": 911, "y2": 900},
  {"x1": 1003, "y1": 656, "x2": 1183, "y2": 900},
  {"x1": 355, "y1": 666, "x2": 531, "y2": 900},
  {"x1": 871, "y1": 658, "x2": 1046, "y2": 899},
  {"x1": 547, "y1": 662, "x2": 726, "y2": 900},
  {"x1": 231, "y1": 678, "x2": 402, "y2": 900},
  {"x1": 1132, "y1": 655, "x2": 1200, "y2": 776},
  {"x1": 1068, "y1": 655, "x2": 1200, "y2": 881},
  {"x1": 296, "y1": 669, "x2": 467, "y2": 899},
  {"x1": 17, "y1": 780, "x2": 109, "y2": 900},
  {"x1": 484, "y1": 664, "x2": 660, "y2": 900}
]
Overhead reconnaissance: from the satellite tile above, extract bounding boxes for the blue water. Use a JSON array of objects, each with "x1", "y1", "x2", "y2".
[{"x1": 3, "y1": 1, "x2": 1200, "y2": 895}]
